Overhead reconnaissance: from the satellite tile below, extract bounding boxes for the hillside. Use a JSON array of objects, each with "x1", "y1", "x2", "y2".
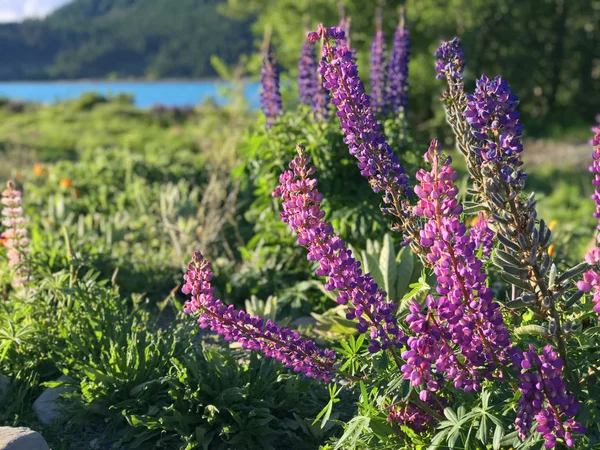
[{"x1": 0, "y1": 0, "x2": 253, "y2": 80}]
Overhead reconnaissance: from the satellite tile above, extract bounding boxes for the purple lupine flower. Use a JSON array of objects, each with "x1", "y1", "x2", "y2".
[
  {"x1": 465, "y1": 75, "x2": 526, "y2": 185},
  {"x1": 260, "y1": 46, "x2": 283, "y2": 128},
  {"x1": 369, "y1": 15, "x2": 387, "y2": 114},
  {"x1": 308, "y1": 25, "x2": 409, "y2": 219},
  {"x1": 515, "y1": 345, "x2": 584, "y2": 448},
  {"x1": 298, "y1": 39, "x2": 318, "y2": 106},
  {"x1": 402, "y1": 141, "x2": 513, "y2": 396},
  {"x1": 578, "y1": 125, "x2": 600, "y2": 319},
  {"x1": 312, "y1": 73, "x2": 330, "y2": 121},
  {"x1": 274, "y1": 143, "x2": 404, "y2": 353},
  {"x1": 469, "y1": 212, "x2": 494, "y2": 258},
  {"x1": 386, "y1": 7, "x2": 410, "y2": 114},
  {"x1": 435, "y1": 38, "x2": 465, "y2": 91},
  {"x1": 2, "y1": 181, "x2": 29, "y2": 288},
  {"x1": 182, "y1": 251, "x2": 336, "y2": 381}
]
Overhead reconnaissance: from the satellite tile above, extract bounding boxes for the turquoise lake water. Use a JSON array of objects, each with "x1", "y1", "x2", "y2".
[{"x1": 0, "y1": 81, "x2": 261, "y2": 109}]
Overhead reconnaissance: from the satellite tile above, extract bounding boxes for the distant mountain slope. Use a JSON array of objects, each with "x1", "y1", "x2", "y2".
[{"x1": 0, "y1": 0, "x2": 253, "y2": 80}]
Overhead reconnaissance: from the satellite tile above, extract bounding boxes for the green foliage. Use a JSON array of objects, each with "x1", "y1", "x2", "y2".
[
  {"x1": 225, "y1": 0, "x2": 600, "y2": 131},
  {"x1": 0, "y1": 0, "x2": 253, "y2": 80}
]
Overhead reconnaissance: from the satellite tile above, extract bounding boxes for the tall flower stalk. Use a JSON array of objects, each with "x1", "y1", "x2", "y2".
[
  {"x1": 274, "y1": 143, "x2": 404, "y2": 357},
  {"x1": 369, "y1": 8, "x2": 386, "y2": 114},
  {"x1": 2, "y1": 181, "x2": 29, "y2": 289},
  {"x1": 298, "y1": 38, "x2": 318, "y2": 106},
  {"x1": 260, "y1": 30, "x2": 282, "y2": 128},
  {"x1": 436, "y1": 38, "x2": 574, "y2": 368},
  {"x1": 309, "y1": 26, "x2": 409, "y2": 228},
  {"x1": 386, "y1": 5, "x2": 410, "y2": 115},
  {"x1": 182, "y1": 250, "x2": 336, "y2": 381},
  {"x1": 402, "y1": 141, "x2": 513, "y2": 396}
]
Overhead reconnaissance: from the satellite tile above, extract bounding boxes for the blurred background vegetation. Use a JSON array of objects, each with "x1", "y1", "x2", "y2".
[{"x1": 1, "y1": 0, "x2": 599, "y2": 135}]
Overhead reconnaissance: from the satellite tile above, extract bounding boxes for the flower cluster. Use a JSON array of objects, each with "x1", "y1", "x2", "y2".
[
  {"x1": 2, "y1": 181, "x2": 29, "y2": 288},
  {"x1": 402, "y1": 141, "x2": 513, "y2": 396},
  {"x1": 515, "y1": 345, "x2": 584, "y2": 448},
  {"x1": 469, "y1": 212, "x2": 494, "y2": 258},
  {"x1": 274, "y1": 144, "x2": 404, "y2": 353},
  {"x1": 298, "y1": 39, "x2": 318, "y2": 106},
  {"x1": 182, "y1": 250, "x2": 336, "y2": 381},
  {"x1": 386, "y1": 8, "x2": 410, "y2": 114},
  {"x1": 312, "y1": 74, "x2": 330, "y2": 121},
  {"x1": 309, "y1": 25, "x2": 409, "y2": 219},
  {"x1": 465, "y1": 75, "x2": 525, "y2": 185},
  {"x1": 435, "y1": 38, "x2": 465, "y2": 91},
  {"x1": 369, "y1": 23, "x2": 386, "y2": 114},
  {"x1": 260, "y1": 47, "x2": 283, "y2": 128}
]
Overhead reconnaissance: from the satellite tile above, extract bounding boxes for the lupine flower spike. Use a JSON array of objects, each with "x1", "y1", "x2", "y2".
[
  {"x1": 469, "y1": 212, "x2": 494, "y2": 258},
  {"x1": 2, "y1": 181, "x2": 29, "y2": 288},
  {"x1": 515, "y1": 345, "x2": 584, "y2": 448},
  {"x1": 182, "y1": 250, "x2": 336, "y2": 381},
  {"x1": 402, "y1": 141, "x2": 513, "y2": 397},
  {"x1": 309, "y1": 25, "x2": 409, "y2": 221},
  {"x1": 369, "y1": 8, "x2": 387, "y2": 114},
  {"x1": 465, "y1": 75, "x2": 525, "y2": 186},
  {"x1": 274, "y1": 143, "x2": 404, "y2": 355},
  {"x1": 386, "y1": 4, "x2": 410, "y2": 115},
  {"x1": 260, "y1": 28, "x2": 283, "y2": 128},
  {"x1": 312, "y1": 72, "x2": 330, "y2": 121},
  {"x1": 298, "y1": 37, "x2": 318, "y2": 106},
  {"x1": 577, "y1": 125, "x2": 600, "y2": 318}
]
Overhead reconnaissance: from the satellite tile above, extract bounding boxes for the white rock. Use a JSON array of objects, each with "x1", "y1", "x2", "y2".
[
  {"x1": 32, "y1": 375, "x2": 75, "y2": 425},
  {"x1": 0, "y1": 427, "x2": 49, "y2": 450}
]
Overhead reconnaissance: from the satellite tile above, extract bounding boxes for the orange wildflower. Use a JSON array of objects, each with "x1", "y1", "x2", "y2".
[
  {"x1": 59, "y1": 178, "x2": 72, "y2": 189},
  {"x1": 33, "y1": 163, "x2": 44, "y2": 176}
]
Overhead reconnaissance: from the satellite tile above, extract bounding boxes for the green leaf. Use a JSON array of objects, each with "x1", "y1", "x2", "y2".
[
  {"x1": 514, "y1": 325, "x2": 549, "y2": 338},
  {"x1": 362, "y1": 250, "x2": 384, "y2": 290},
  {"x1": 395, "y1": 247, "x2": 415, "y2": 301},
  {"x1": 379, "y1": 234, "x2": 397, "y2": 299},
  {"x1": 493, "y1": 424, "x2": 503, "y2": 450}
]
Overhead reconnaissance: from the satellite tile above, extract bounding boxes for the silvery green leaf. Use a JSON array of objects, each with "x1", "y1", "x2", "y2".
[
  {"x1": 565, "y1": 290, "x2": 584, "y2": 309},
  {"x1": 542, "y1": 296, "x2": 552, "y2": 309},
  {"x1": 518, "y1": 234, "x2": 528, "y2": 250},
  {"x1": 496, "y1": 249, "x2": 521, "y2": 266},
  {"x1": 556, "y1": 262, "x2": 589, "y2": 284},
  {"x1": 497, "y1": 233, "x2": 520, "y2": 252},
  {"x1": 492, "y1": 213, "x2": 509, "y2": 224},
  {"x1": 463, "y1": 203, "x2": 486, "y2": 214},
  {"x1": 522, "y1": 293, "x2": 537, "y2": 304},
  {"x1": 514, "y1": 325, "x2": 550, "y2": 338},
  {"x1": 505, "y1": 298, "x2": 528, "y2": 309},
  {"x1": 540, "y1": 228, "x2": 552, "y2": 247},
  {"x1": 548, "y1": 264, "x2": 557, "y2": 289},
  {"x1": 548, "y1": 318, "x2": 557, "y2": 335},
  {"x1": 526, "y1": 218, "x2": 535, "y2": 233},
  {"x1": 500, "y1": 272, "x2": 532, "y2": 291},
  {"x1": 538, "y1": 219, "x2": 546, "y2": 241},
  {"x1": 540, "y1": 254, "x2": 551, "y2": 277}
]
